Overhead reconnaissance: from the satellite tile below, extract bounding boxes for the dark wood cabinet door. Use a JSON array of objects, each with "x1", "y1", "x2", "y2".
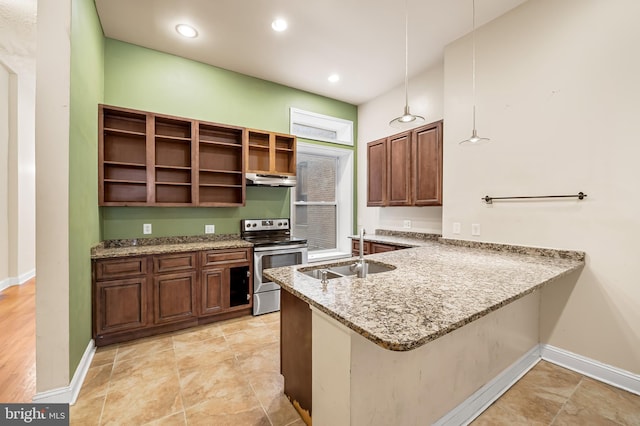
[
  {"x1": 281, "y1": 288, "x2": 312, "y2": 417},
  {"x1": 200, "y1": 268, "x2": 226, "y2": 316},
  {"x1": 412, "y1": 121, "x2": 443, "y2": 206},
  {"x1": 371, "y1": 242, "x2": 397, "y2": 254},
  {"x1": 367, "y1": 139, "x2": 387, "y2": 206},
  {"x1": 387, "y1": 133, "x2": 412, "y2": 206},
  {"x1": 153, "y1": 272, "x2": 197, "y2": 324},
  {"x1": 95, "y1": 277, "x2": 148, "y2": 335},
  {"x1": 351, "y1": 239, "x2": 371, "y2": 256}
]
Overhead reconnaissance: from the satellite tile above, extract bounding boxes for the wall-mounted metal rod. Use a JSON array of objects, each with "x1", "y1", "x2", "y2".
[{"x1": 482, "y1": 192, "x2": 587, "y2": 204}]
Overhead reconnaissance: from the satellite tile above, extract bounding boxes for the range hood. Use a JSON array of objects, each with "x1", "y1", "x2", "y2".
[{"x1": 246, "y1": 173, "x2": 296, "y2": 187}]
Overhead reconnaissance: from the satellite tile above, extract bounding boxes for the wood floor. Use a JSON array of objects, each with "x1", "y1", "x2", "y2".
[{"x1": 0, "y1": 279, "x2": 36, "y2": 403}]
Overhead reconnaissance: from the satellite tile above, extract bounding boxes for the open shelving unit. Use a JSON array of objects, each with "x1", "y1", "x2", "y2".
[
  {"x1": 196, "y1": 122, "x2": 245, "y2": 206},
  {"x1": 153, "y1": 116, "x2": 194, "y2": 205},
  {"x1": 99, "y1": 106, "x2": 150, "y2": 205},
  {"x1": 246, "y1": 129, "x2": 296, "y2": 176},
  {"x1": 99, "y1": 104, "x2": 295, "y2": 207}
]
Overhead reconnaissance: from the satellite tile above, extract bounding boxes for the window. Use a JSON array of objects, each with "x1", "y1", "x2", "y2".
[
  {"x1": 290, "y1": 108, "x2": 354, "y2": 146},
  {"x1": 291, "y1": 142, "x2": 353, "y2": 261}
]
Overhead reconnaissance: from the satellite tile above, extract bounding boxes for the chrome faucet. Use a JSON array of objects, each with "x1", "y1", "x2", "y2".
[{"x1": 352, "y1": 228, "x2": 367, "y2": 278}]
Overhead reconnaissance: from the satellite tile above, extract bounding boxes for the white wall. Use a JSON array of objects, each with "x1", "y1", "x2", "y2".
[
  {"x1": 0, "y1": 0, "x2": 37, "y2": 288},
  {"x1": 443, "y1": 0, "x2": 640, "y2": 373},
  {"x1": 35, "y1": 0, "x2": 71, "y2": 391},
  {"x1": 0, "y1": 63, "x2": 8, "y2": 285},
  {"x1": 357, "y1": 65, "x2": 444, "y2": 234}
]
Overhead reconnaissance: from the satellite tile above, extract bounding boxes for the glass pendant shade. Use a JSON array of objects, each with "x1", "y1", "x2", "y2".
[
  {"x1": 459, "y1": 0, "x2": 490, "y2": 145},
  {"x1": 390, "y1": 105, "x2": 425, "y2": 129},
  {"x1": 389, "y1": 0, "x2": 424, "y2": 129}
]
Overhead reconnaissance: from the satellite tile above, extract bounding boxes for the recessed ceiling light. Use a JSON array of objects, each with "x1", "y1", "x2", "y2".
[
  {"x1": 328, "y1": 74, "x2": 340, "y2": 83},
  {"x1": 271, "y1": 18, "x2": 288, "y2": 32},
  {"x1": 175, "y1": 24, "x2": 198, "y2": 38}
]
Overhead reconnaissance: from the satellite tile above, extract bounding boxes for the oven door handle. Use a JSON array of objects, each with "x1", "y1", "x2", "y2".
[{"x1": 252, "y1": 244, "x2": 309, "y2": 254}]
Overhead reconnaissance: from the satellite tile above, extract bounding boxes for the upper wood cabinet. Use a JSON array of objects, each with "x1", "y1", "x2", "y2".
[
  {"x1": 99, "y1": 105, "x2": 296, "y2": 207},
  {"x1": 366, "y1": 120, "x2": 443, "y2": 207},
  {"x1": 367, "y1": 138, "x2": 386, "y2": 206},
  {"x1": 246, "y1": 129, "x2": 296, "y2": 176}
]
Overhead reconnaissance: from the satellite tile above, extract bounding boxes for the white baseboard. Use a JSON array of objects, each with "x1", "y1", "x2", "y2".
[
  {"x1": 32, "y1": 339, "x2": 95, "y2": 405},
  {"x1": 0, "y1": 268, "x2": 36, "y2": 293},
  {"x1": 541, "y1": 344, "x2": 640, "y2": 396},
  {"x1": 434, "y1": 345, "x2": 541, "y2": 426}
]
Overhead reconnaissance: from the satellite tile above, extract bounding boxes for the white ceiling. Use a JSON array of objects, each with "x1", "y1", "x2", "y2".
[{"x1": 96, "y1": 0, "x2": 526, "y2": 105}]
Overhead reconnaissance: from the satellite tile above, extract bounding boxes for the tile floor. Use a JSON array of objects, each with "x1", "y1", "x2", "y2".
[
  {"x1": 71, "y1": 313, "x2": 303, "y2": 425},
  {"x1": 472, "y1": 360, "x2": 640, "y2": 425},
  {"x1": 71, "y1": 313, "x2": 640, "y2": 425}
]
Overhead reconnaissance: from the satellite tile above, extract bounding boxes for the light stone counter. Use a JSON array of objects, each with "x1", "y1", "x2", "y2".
[
  {"x1": 264, "y1": 239, "x2": 585, "y2": 351},
  {"x1": 91, "y1": 234, "x2": 252, "y2": 259}
]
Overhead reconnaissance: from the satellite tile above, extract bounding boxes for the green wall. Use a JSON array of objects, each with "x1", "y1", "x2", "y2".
[
  {"x1": 69, "y1": 0, "x2": 104, "y2": 374},
  {"x1": 102, "y1": 39, "x2": 357, "y2": 239}
]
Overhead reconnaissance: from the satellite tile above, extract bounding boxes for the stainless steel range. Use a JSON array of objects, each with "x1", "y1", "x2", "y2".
[{"x1": 241, "y1": 218, "x2": 308, "y2": 315}]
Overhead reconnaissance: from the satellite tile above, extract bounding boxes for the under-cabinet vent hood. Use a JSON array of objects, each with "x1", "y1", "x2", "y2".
[{"x1": 246, "y1": 173, "x2": 296, "y2": 187}]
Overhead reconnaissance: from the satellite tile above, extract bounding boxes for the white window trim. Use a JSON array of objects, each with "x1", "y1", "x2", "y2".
[
  {"x1": 290, "y1": 108, "x2": 354, "y2": 146},
  {"x1": 293, "y1": 142, "x2": 354, "y2": 262}
]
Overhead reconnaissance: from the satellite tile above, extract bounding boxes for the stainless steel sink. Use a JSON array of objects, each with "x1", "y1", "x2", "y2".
[{"x1": 300, "y1": 261, "x2": 395, "y2": 280}]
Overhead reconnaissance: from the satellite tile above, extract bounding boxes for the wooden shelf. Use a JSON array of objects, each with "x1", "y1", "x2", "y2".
[
  {"x1": 245, "y1": 129, "x2": 296, "y2": 175},
  {"x1": 104, "y1": 178, "x2": 147, "y2": 184},
  {"x1": 104, "y1": 127, "x2": 146, "y2": 137}
]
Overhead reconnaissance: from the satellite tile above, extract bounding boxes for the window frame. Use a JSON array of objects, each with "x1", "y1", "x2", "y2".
[{"x1": 291, "y1": 142, "x2": 354, "y2": 262}]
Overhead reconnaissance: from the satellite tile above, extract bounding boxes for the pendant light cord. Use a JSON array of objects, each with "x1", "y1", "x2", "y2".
[
  {"x1": 472, "y1": 0, "x2": 477, "y2": 128},
  {"x1": 404, "y1": 0, "x2": 409, "y2": 110}
]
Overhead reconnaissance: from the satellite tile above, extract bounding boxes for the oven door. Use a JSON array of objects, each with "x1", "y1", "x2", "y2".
[{"x1": 254, "y1": 245, "x2": 308, "y2": 293}]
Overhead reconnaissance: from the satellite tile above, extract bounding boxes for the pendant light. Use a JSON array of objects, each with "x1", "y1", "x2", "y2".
[
  {"x1": 389, "y1": 0, "x2": 425, "y2": 129},
  {"x1": 460, "y1": 0, "x2": 490, "y2": 144}
]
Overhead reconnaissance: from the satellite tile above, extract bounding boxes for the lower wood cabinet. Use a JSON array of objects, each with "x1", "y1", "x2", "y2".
[
  {"x1": 92, "y1": 247, "x2": 253, "y2": 346},
  {"x1": 351, "y1": 239, "x2": 408, "y2": 256}
]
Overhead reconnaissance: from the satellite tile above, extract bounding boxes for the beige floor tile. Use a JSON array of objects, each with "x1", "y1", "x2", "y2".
[
  {"x1": 284, "y1": 419, "x2": 306, "y2": 426},
  {"x1": 473, "y1": 361, "x2": 582, "y2": 425},
  {"x1": 186, "y1": 404, "x2": 270, "y2": 426},
  {"x1": 235, "y1": 341, "x2": 280, "y2": 374},
  {"x1": 143, "y1": 411, "x2": 187, "y2": 426},
  {"x1": 249, "y1": 370, "x2": 285, "y2": 407},
  {"x1": 224, "y1": 326, "x2": 279, "y2": 354},
  {"x1": 218, "y1": 315, "x2": 270, "y2": 336},
  {"x1": 77, "y1": 363, "x2": 113, "y2": 400},
  {"x1": 110, "y1": 347, "x2": 177, "y2": 386},
  {"x1": 552, "y1": 377, "x2": 640, "y2": 426},
  {"x1": 263, "y1": 394, "x2": 302, "y2": 426},
  {"x1": 70, "y1": 394, "x2": 105, "y2": 426},
  {"x1": 174, "y1": 336, "x2": 236, "y2": 374},
  {"x1": 171, "y1": 323, "x2": 223, "y2": 344},
  {"x1": 92, "y1": 345, "x2": 118, "y2": 367},
  {"x1": 178, "y1": 357, "x2": 253, "y2": 409},
  {"x1": 259, "y1": 312, "x2": 281, "y2": 324},
  {"x1": 115, "y1": 334, "x2": 174, "y2": 363},
  {"x1": 101, "y1": 371, "x2": 183, "y2": 425}
]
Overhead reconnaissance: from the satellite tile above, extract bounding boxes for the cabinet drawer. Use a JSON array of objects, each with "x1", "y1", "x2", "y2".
[
  {"x1": 95, "y1": 257, "x2": 147, "y2": 280},
  {"x1": 153, "y1": 252, "x2": 196, "y2": 273},
  {"x1": 201, "y1": 248, "x2": 250, "y2": 268}
]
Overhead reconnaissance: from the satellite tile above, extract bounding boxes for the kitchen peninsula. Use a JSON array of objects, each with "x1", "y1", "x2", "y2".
[{"x1": 264, "y1": 236, "x2": 585, "y2": 425}]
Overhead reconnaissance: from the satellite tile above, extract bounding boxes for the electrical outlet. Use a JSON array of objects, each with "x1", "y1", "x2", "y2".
[
  {"x1": 143, "y1": 223, "x2": 152, "y2": 235},
  {"x1": 205, "y1": 224, "x2": 215, "y2": 234},
  {"x1": 453, "y1": 222, "x2": 461, "y2": 234},
  {"x1": 471, "y1": 223, "x2": 481, "y2": 236},
  {"x1": 403, "y1": 220, "x2": 412, "y2": 229}
]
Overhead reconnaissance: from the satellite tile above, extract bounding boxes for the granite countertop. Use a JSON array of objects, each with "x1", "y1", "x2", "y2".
[
  {"x1": 264, "y1": 238, "x2": 585, "y2": 352},
  {"x1": 91, "y1": 235, "x2": 252, "y2": 259},
  {"x1": 349, "y1": 229, "x2": 441, "y2": 248}
]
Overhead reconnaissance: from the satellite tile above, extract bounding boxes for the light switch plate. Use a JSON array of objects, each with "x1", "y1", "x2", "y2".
[
  {"x1": 471, "y1": 223, "x2": 481, "y2": 236},
  {"x1": 143, "y1": 223, "x2": 152, "y2": 234},
  {"x1": 205, "y1": 224, "x2": 215, "y2": 234},
  {"x1": 453, "y1": 222, "x2": 461, "y2": 234}
]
